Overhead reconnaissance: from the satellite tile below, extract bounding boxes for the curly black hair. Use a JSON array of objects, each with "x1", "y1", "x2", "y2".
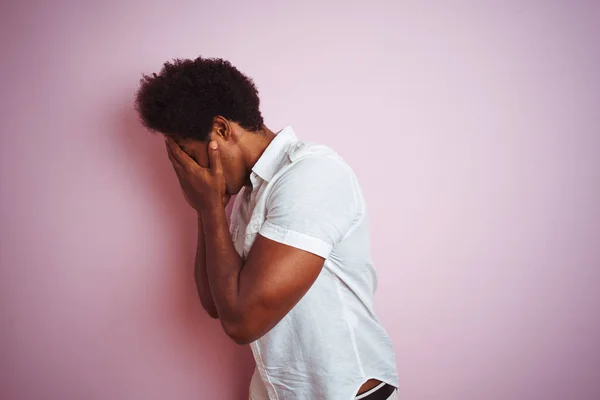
[{"x1": 135, "y1": 57, "x2": 264, "y2": 141}]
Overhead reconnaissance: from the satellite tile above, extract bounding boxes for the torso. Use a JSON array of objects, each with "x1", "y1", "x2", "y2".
[{"x1": 230, "y1": 127, "x2": 399, "y2": 399}]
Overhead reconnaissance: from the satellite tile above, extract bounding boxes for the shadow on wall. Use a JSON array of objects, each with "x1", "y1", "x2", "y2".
[{"x1": 116, "y1": 100, "x2": 253, "y2": 398}]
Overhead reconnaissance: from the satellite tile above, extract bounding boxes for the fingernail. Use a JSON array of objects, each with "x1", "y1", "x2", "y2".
[{"x1": 210, "y1": 141, "x2": 218, "y2": 150}]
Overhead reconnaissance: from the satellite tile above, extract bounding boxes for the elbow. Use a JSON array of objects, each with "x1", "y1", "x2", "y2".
[
  {"x1": 221, "y1": 317, "x2": 261, "y2": 345},
  {"x1": 226, "y1": 331, "x2": 254, "y2": 345}
]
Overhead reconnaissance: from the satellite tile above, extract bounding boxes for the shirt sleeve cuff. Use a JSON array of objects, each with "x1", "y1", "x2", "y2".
[{"x1": 259, "y1": 220, "x2": 333, "y2": 259}]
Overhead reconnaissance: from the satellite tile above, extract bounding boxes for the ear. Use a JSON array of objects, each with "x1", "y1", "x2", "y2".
[{"x1": 212, "y1": 116, "x2": 231, "y2": 141}]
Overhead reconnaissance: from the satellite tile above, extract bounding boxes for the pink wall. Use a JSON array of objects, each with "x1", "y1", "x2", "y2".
[{"x1": 1, "y1": 1, "x2": 599, "y2": 399}]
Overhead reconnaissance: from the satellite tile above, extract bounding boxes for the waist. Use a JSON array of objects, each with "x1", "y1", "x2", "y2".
[{"x1": 356, "y1": 381, "x2": 397, "y2": 400}]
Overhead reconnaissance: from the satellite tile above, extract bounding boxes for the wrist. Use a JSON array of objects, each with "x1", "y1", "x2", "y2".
[
  {"x1": 200, "y1": 206, "x2": 228, "y2": 239},
  {"x1": 200, "y1": 204, "x2": 224, "y2": 221}
]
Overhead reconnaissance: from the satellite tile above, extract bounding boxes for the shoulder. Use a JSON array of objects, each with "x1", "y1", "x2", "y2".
[
  {"x1": 278, "y1": 142, "x2": 357, "y2": 186},
  {"x1": 266, "y1": 143, "x2": 361, "y2": 212}
]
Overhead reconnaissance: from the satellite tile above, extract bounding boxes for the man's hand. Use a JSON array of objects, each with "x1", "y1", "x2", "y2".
[{"x1": 165, "y1": 137, "x2": 228, "y2": 211}]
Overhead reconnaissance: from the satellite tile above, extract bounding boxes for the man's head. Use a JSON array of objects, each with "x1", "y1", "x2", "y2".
[{"x1": 135, "y1": 57, "x2": 267, "y2": 195}]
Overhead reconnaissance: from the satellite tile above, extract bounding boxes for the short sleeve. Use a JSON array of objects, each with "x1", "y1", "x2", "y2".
[{"x1": 259, "y1": 156, "x2": 361, "y2": 259}]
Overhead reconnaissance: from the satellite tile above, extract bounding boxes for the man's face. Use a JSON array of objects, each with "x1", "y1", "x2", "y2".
[{"x1": 173, "y1": 135, "x2": 248, "y2": 197}]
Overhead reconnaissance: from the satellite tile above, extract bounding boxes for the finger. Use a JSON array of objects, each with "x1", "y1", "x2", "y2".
[
  {"x1": 165, "y1": 139, "x2": 178, "y2": 165},
  {"x1": 166, "y1": 143, "x2": 191, "y2": 184},
  {"x1": 166, "y1": 137, "x2": 194, "y2": 171},
  {"x1": 208, "y1": 141, "x2": 223, "y2": 174},
  {"x1": 165, "y1": 140, "x2": 184, "y2": 172}
]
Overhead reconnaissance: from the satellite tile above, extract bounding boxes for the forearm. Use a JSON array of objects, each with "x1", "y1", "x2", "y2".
[
  {"x1": 194, "y1": 214, "x2": 219, "y2": 318},
  {"x1": 200, "y1": 206, "x2": 245, "y2": 330}
]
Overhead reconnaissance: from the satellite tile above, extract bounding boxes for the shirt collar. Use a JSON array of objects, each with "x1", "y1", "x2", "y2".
[{"x1": 250, "y1": 126, "x2": 297, "y2": 187}]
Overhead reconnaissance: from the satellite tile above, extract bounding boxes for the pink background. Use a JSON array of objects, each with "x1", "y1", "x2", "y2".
[{"x1": 1, "y1": 1, "x2": 599, "y2": 399}]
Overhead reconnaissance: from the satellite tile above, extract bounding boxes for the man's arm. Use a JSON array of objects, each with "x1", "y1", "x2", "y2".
[
  {"x1": 201, "y1": 156, "x2": 359, "y2": 344},
  {"x1": 201, "y1": 206, "x2": 326, "y2": 344},
  {"x1": 194, "y1": 214, "x2": 219, "y2": 319},
  {"x1": 165, "y1": 138, "x2": 357, "y2": 343}
]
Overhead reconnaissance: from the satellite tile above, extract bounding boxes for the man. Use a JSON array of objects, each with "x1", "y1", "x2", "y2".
[{"x1": 135, "y1": 57, "x2": 399, "y2": 400}]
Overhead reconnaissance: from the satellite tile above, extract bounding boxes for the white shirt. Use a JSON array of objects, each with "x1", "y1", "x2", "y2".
[{"x1": 229, "y1": 126, "x2": 399, "y2": 400}]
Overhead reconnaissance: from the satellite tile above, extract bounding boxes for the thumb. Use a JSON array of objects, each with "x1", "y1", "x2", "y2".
[{"x1": 208, "y1": 141, "x2": 223, "y2": 174}]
